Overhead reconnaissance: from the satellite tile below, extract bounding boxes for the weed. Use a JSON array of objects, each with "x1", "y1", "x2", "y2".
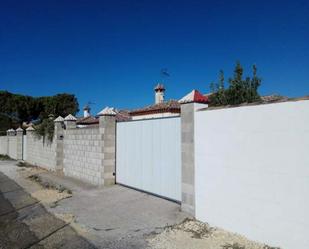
[
  {"x1": 0, "y1": 154, "x2": 12, "y2": 160},
  {"x1": 28, "y1": 174, "x2": 73, "y2": 195},
  {"x1": 16, "y1": 161, "x2": 32, "y2": 167},
  {"x1": 263, "y1": 246, "x2": 281, "y2": 249},
  {"x1": 222, "y1": 242, "x2": 245, "y2": 249}
]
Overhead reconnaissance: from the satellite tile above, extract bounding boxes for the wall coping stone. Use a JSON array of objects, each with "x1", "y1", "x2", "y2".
[
  {"x1": 64, "y1": 114, "x2": 77, "y2": 121},
  {"x1": 54, "y1": 116, "x2": 64, "y2": 122},
  {"x1": 97, "y1": 107, "x2": 117, "y2": 116}
]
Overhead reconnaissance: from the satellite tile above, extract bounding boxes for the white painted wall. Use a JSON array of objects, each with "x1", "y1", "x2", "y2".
[
  {"x1": 26, "y1": 133, "x2": 57, "y2": 170},
  {"x1": 8, "y1": 136, "x2": 17, "y2": 159},
  {"x1": 131, "y1": 112, "x2": 179, "y2": 120},
  {"x1": 23, "y1": 135, "x2": 27, "y2": 161},
  {"x1": 195, "y1": 100, "x2": 309, "y2": 249},
  {"x1": 0, "y1": 136, "x2": 7, "y2": 155},
  {"x1": 116, "y1": 117, "x2": 181, "y2": 201}
]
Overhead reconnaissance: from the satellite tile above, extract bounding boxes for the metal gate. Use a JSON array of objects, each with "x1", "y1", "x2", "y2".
[{"x1": 116, "y1": 117, "x2": 181, "y2": 201}]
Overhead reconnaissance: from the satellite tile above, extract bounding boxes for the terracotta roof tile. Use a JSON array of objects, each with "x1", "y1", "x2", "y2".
[
  {"x1": 129, "y1": 100, "x2": 180, "y2": 116},
  {"x1": 76, "y1": 110, "x2": 131, "y2": 125},
  {"x1": 77, "y1": 116, "x2": 99, "y2": 125},
  {"x1": 179, "y1": 90, "x2": 209, "y2": 104}
]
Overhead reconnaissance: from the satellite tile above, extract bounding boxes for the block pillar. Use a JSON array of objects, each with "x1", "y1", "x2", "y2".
[
  {"x1": 98, "y1": 107, "x2": 117, "y2": 186},
  {"x1": 64, "y1": 114, "x2": 77, "y2": 129},
  {"x1": 6, "y1": 129, "x2": 10, "y2": 156},
  {"x1": 180, "y1": 101, "x2": 208, "y2": 216},
  {"x1": 16, "y1": 127, "x2": 23, "y2": 160},
  {"x1": 54, "y1": 116, "x2": 65, "y2": 174}
]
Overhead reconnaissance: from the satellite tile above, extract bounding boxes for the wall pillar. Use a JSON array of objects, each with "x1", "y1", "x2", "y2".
[
  {"x1": 16, "y1": 127, "x2": 23, "y2": 160},
  {"x1": 6, "y1": 129, "x2": 10, "y2": 156},
  {"x1": 98, "y1": 107, "x2": 116, "y2": 186},
  {"x1": 64, "y1": 114, "x2": 77, "y2": 129},
  {"x1": 54, "y1": 116, "x2": 65, "y2": 174},
  {"x1": 180, "y1": 102, "x2": 208, "y2": 216}
]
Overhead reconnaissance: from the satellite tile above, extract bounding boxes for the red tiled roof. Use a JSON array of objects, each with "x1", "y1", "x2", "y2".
[
  {"x1": 77, "y1": 116, "x2": 98, "y2": 125},
  {"x1": 76, "y1": 110, "x2": 131, "y2": 125},
  {"x1": 129, "y1": 100, "x2": 180, "y2": 116},
  {"x1": 154, "y1": 83, "x2": 165, "y2": 91},
  {"x1": 179, "y1": 90, "x2": 209, "y2": 104},
  {"x1": 116, "y1": 110, "x2": 131, "y2": 121}
]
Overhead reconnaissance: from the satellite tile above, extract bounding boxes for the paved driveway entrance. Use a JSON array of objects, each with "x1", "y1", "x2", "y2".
[{"x1": 0, "y1": 160, "x2": 188, "y2": 249}]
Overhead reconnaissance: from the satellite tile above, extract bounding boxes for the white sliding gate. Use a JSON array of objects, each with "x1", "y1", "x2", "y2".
[{"x1": 116, "y1": 117, "x2": 181, "y2": 201}]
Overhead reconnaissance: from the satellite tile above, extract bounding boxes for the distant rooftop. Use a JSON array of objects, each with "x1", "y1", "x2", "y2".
[{"x1": 129, "y1": 100, "x2": 180, "y2": 116}]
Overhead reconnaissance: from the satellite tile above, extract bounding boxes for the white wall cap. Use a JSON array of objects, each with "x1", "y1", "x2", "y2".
[
  {"x1": 178, "y1": 89, "x2": 209, "y2": 104},
  {"x1": 26, "y1": 126, "x2": 35, "y2": 131},
  {"x1": 97, "y1": 107, "x2": 117, "y2": 116},
  {"x1": 54, "y1": 116, "x2": 64, "y2": 122},
  {"x1": 64, "y1": 114, "x2": 77, "y2": 121}
]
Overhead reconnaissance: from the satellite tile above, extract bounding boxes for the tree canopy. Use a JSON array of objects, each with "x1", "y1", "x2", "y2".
[
  {"x1": 209, "y1": 62, "x2": 262, "y2": 106},
  {"x1": 0, "y1": 91, "x2": 79, "y2": 132}
]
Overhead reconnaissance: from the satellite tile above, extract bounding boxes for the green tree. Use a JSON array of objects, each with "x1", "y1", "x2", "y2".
[
  {"x1": 209, "y1": 62, "x2": 261, "y2": 106},
  {"x1": 0, "y1": 91, "x2": 79, "y2": 132}
]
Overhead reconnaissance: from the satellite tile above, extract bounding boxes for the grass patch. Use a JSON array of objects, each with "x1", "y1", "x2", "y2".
[
  {"x1": 222, "y1": 243, "x2": 246, "y2": 249},
  {"x1": 166, "y1": 218, "x2": 213, "y2": 239},
  {"x1": 0, "y1": 154, "x2": 12, "y2": 160},
  {"x1": 28, "y1": 174, "x2": 73, "y2": 195},
  {"x1": 16, "y1": 161, "x2": 34, "y2": 167}
]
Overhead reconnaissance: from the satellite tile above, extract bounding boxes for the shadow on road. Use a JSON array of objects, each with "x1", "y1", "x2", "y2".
[{"x1": 0, "y1": 172, "x2": 96, "y2": 249}]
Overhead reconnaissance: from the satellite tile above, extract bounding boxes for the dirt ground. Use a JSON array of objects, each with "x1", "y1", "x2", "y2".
[
  {"x1": 147, "y1": 219, "x2": 279, "y2": 249},
  {"x1": 17, "y1": 165, "x2": 72, "y2": 206}
]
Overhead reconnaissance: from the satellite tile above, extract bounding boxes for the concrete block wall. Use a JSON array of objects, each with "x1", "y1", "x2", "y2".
[
  {"x1": 180, "y1": 103, "x2": 196, "y2": 215},
  {"x1": 8, "y1": 135, "x2": 18, "y2": 160},
  {"x1": 25, "y1": 131, "x2": 57, "y2": 170},
  {"x1": 62, "y1": 112, "x2": 117, "y2": 186},
  {"x1": 180, "y1": 102, "x2": 207, "y2": 215},
  {"x1": 0, "y1": 130, "x2": 22, "y2": 160},
  {"x1": 0, "y1": 136, "x2": 7, "y2": 155},
  {"x1": 99, "y1": 115, "x2": 116, "y2": 186},
  {"x1": 0, "y1": 112, "x2": 116, "y2": 187},
  {"x1": 63, "y1": 126, "x2": 104, "y2": 185}
]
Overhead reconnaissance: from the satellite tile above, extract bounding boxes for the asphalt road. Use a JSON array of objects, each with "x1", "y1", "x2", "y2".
[{"x1": 0, "y1": 171, "x2": 96, "y2": 249}]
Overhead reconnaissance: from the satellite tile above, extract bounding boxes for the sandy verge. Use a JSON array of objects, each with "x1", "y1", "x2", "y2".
[
  {"x1": 17, "y1": 164, "x2": 72, "y2": 205},
  {"x1": 147, "y1": 219, "x2": 279, "y2": 249}
]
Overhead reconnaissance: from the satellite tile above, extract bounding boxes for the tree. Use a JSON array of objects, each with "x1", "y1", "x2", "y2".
[
  {"x1": 209, "y1": 62, "x2": 261, "y2": 106},
  {"x1": 0, "y1": 91, "x2": 79, "y2": 132}
]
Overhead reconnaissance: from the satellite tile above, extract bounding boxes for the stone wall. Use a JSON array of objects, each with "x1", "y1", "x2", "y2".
[
  {"x1": 25, "y1": 132, "x2": 57, "y2": 170},
  {"x1": 63, "y1": 126, "x2": 104, "y2": 185}
]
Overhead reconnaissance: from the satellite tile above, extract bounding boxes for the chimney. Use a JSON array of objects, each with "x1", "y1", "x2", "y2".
[
  {"x1": 83, "y1": 104, "x2": 91, "y2": 118},
  {"x1": 154, "y1": 83, "x2": 165, "y2": 104}
]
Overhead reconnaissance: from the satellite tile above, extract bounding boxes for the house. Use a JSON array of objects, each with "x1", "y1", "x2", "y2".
[
  {"x1": 75, "y1": 83, "x2": 209, "y2": 125},
  {"x1": 76, "y1": 104, "x2": 131, "y2": 127},
  {"x1": 129, "y1": 83, "x2": 209, "y2": 120}
]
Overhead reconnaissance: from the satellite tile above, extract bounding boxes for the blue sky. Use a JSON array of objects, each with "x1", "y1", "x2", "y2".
[{"x1": 0, "y1": 0, "x2": 308, "y2": 114}]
